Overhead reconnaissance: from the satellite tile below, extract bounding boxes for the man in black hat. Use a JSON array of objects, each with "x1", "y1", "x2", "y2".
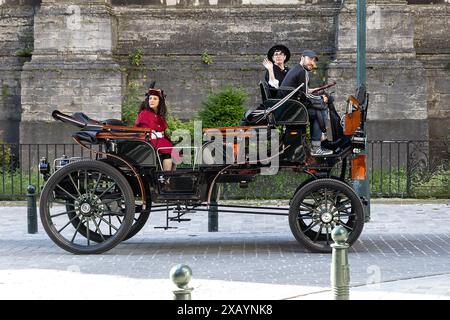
[
  {"x1": 278, "y1": 49, "x2": 333, "y2": 156},
  {"x1": 262, "y1": 44, "x2": 290, "y2": 94}
]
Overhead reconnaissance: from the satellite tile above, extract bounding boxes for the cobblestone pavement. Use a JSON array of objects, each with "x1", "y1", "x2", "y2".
[{"x1": 0, "y1": 201, "x2": 449, "y2": 299}]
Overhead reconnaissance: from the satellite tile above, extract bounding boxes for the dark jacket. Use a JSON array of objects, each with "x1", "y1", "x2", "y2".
[
  {"x1": 264, "y1": 65, "x2": 289, "y2": 87},
  {"x1": 277, "y1": 64, "x2": 324, "y2": 109}
]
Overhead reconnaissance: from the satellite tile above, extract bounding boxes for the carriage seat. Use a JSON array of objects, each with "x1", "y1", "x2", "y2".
[
  {"x1": 71, "y1": 112, "x2": 101, "y2": 125},
  {"x1": 241, "y1": 98, "x2": 309, "y2": 126},
  {"x1": 70, "y1": 112, "x2": 126, "y2": 127},
  {"x1": 102, "y1": 118, "x2": 126, "y2": 126}
]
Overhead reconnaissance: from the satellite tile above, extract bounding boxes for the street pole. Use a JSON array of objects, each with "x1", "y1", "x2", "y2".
[{"x1": 355, "y1": 0, "x2": 371, "y2": 222}]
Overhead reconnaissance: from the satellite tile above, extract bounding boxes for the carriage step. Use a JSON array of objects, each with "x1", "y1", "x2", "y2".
[
  {"x1": 154, "y1": 226, "x2": 178, "y2": 230},
  {"x1": 169, "y1": 218, "x2": 191, "y2": 222}
]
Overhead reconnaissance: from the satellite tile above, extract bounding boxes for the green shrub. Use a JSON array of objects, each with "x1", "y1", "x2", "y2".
[
  {"x1": 221, "y1": 167, "x2": 449, "y2": 200},
  {"x1": 121, "y1": 80, "x2": 142, "y2": 126},
  {"x1": 0, "y1": 170, "x2": 41, "y2": 199},
  {"x1": 199, "y1": 87, "x2": 247, "y2": 128},
  {"x1": 222, "y1": 171, "x2": 309, "y2": 200},
  {"x1": 129, "y1": 49, "x2": 144, "y2": 67},
  {"x1": 166, "y1": 115, "x2": 195, "y2": 137},
  {"x1": 201, "y1": 50, "x2": 213, "y2": 65},
  {"x1": 369, "y1": 168, "x2": 408, "y2": 197},
  {"x1": 0, "y1": 135, "x2": 12, "y2": 172},
  {"x1": 15, "y1": 48, "x2": 33, "y2": 58}
]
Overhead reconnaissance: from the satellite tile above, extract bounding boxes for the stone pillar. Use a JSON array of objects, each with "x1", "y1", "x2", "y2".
[
  {"x1": 0, "y1": 2, "x2": 37, "y2": 144},
  {"x1": 329, "y1": 0, "x2": 428, "y2": 142},
  {"x1": 409, "y1": 3, "x2": 450, "y2": 142},
  {"x1": 20, "y1": 0, "x2": 122, "y2": 144}
]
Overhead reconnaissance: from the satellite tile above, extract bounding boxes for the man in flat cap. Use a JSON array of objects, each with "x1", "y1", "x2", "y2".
[{"x1": 279, "y1": 49, "x2": 333, "y2": 156}]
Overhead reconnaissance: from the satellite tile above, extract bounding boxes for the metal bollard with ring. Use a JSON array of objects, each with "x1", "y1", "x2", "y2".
[
  {"x1": 330, "y1": 225, "x2": 350, "y2": 300},
  {"x1": 170, "y1": 264, "x2": 193, "y2": 300},
  {"x1": 27, "y1": 184, "x2": 38, "y2": 234}
]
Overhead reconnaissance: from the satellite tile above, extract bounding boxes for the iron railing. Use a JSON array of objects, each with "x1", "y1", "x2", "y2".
[
  {"x1": 0, "y1": 143, "x2": 99, "y2": 199},
  {"x1": 0, "y1": 140, "x2": 448, "y2": 199},
  {"x1": 367, "y1": 140, "x2": 448, "y2": 197}
]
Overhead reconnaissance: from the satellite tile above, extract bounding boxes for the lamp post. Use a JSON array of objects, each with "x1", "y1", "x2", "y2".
[{"x1": 354, "y1": 0, "x2": 371, "y2": 222}]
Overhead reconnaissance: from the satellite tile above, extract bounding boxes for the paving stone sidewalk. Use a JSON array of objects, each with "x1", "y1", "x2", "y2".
[{"x1": 0, "y1": 201, "x2": 449, "y2": 300}]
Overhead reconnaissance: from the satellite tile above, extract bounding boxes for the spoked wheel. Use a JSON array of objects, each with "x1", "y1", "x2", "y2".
[
  {"x1": 289, "y1": 178, "x2": 364, "y2": 253},
  {"x1": 39, "y1": 160, "x2": 135, "y2": 254},
  {"x1": 123, "y1": 204, "x2": 150, "y2": 241},
  {"x1": 64, "y1": 202, "x2": 150, "y2": 242}
]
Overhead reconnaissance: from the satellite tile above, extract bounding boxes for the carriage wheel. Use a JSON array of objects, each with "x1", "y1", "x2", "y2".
[
  {"x1": 63, "y1": 202, "x2": 150, "y2": 243},
  {"x1": 96, "y1": 160, "x2": 151, "y2": 241},
  {"x1": 289, "y1": 178, "x2": 364, "y2": 253},
  {"x1": 39, "y1": 160, "x2": 135, "y2": 254},
  {"x1": 122, "y1": 205, "x2": 150, "y2": 241}
]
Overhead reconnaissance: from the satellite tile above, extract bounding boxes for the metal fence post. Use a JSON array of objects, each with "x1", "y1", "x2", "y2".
[
  {"x1": 406, "y1": 141, "x2": 412, "y2": 196},
  {"x1": 330, "y1": 226, "x2": 350, "y2": 300},
  {"x1": 170, "y1": 264, "x2": 193, "y2": 300},
  {"x1": 27, "y1": 184, "x2": 38, "y2": 234}
]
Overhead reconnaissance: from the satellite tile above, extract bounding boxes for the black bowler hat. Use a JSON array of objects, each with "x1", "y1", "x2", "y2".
[
  {"x1": 267, "y1": 44, "x2": 291, "y2": 63},
  {"x1": 302, "y1": 49, "x2": 319, "y2": 61}
]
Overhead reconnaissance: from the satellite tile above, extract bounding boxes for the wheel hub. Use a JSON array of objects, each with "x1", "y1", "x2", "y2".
[
  {"x1": 312, "y1": 202, "x2": 334, "y2": 224},
  {"x1": 80, "y1": 203, "x2": 91, "y2": 214},
  {"x1": 321, "y1": 212, "x2": 333, "y2": 224},
  {"x1": 75, "y1": 194, "x2": 104, "y2": 217}
]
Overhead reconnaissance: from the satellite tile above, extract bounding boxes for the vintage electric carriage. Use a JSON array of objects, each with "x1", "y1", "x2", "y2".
[{"x1": 38, "y1": 82, "x2": 369, "y2": 254}]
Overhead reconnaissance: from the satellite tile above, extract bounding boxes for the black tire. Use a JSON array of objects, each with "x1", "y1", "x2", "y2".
[
  {"x1": 39, "y1": 160, "x2": 135, "y2": 254},
  {"x1": 122, "y1": 205, "x2": 150, "y2": 241},
  {"x1": 289, "y1": 178, "x2": 364, "y2": 253},
  {"x1": 95, "y1": 159, "x2": 151, "y2": 241}
]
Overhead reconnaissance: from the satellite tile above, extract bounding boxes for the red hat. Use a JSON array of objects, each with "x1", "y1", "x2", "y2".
[{"x1": 146, "y1": 88, "x2": 166, "y2": 99}]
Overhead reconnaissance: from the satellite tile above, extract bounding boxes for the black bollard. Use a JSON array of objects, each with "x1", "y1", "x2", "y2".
[
  {"x1": 27, "y1": 185, "x2": 38, "y2": 234},
  {"x1": 208, "y1": 185, "x2": 219, "y2": 232}
]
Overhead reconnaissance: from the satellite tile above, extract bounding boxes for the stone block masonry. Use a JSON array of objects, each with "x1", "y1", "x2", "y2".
[
  {"x1": 19, "y1": 0, "x2": 123, "y2": 143},
  {"x1": 0, "y1": 0, "x2": 448, "y2": 144},
  {"x1": 114, "y1": 4, "x2": 341, "y2": 119},
  {"x1": 0, "y1": 4, "x2": 36, "y2": 143}
]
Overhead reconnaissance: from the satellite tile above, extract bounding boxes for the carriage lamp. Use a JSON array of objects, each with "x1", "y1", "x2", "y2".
[
  {"x1": 54, "y1": 154, "x2": 69, "y2": 171},
  {"x1": 351, "y1": 155, "x2": 367, "y2": 180},
  {"x1": 60, "y1": 154, "x2": 69, "y2": 166},
  {"x1": 39, "y1": 157, "x2": 50, "y2": 181}
]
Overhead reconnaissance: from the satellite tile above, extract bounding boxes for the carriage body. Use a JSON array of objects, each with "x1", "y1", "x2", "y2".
[{"x1": 39, "y1": 86, "x2": 369, "y2": 254}]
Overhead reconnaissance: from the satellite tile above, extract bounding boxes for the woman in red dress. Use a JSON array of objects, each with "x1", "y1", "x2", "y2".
[{"x1": 135, "y1": 88, "x2": 175, "y2": 171}]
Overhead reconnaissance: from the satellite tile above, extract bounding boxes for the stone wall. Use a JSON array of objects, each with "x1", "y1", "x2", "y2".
[
  {"x1": 0, "y1": 3, "x2": 36, "y2": 143},
  {"x1": 0, "y1": 0, "x2": 448, "y2": 145},
  {"x1": 115, "y1": 2, "x2": 340, "y2": 119},
  {"x1": 329, "y1": 0, "x2": 429, "y2": 142},
  {"x1": 19, "y1": 0, "x2": 123, "y2": 144},
  {"x1": 410, "y1": 4, "x2": 450, "y2": 141}
]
